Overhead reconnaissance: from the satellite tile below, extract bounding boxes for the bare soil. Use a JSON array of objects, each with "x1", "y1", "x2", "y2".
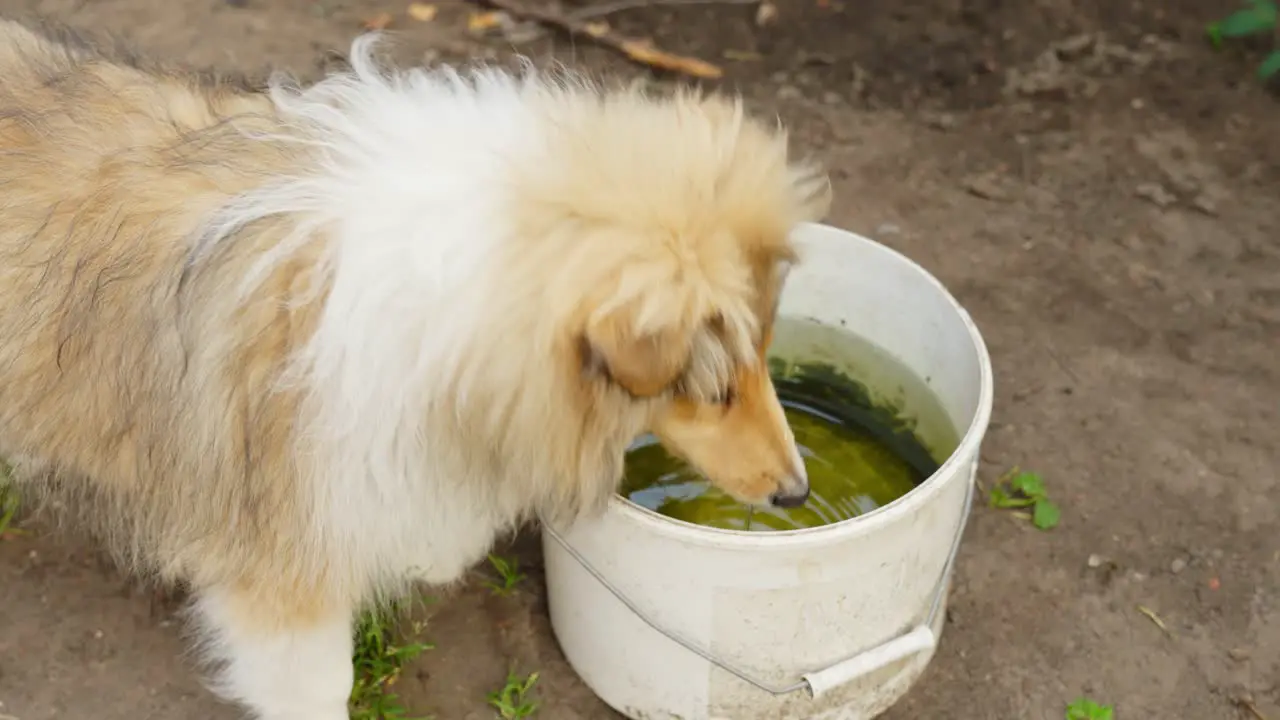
[{"x1": 1, "y1": 1, "x2": 1277, "y2": 719}]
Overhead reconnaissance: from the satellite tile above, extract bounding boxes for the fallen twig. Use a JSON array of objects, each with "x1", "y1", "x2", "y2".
[
  {"x1": 569, "y1": 0, "x2": 758, "y2": 20},
  {"x1": 1136, "y1": 604, "x2": 1171, "y2": 636},
  {"x1": 1234, "y1": 697, "x2": 1269, "y2": 720},
  {"x1": 471, "y1": 0, "x2": 723, "y2": 78}
]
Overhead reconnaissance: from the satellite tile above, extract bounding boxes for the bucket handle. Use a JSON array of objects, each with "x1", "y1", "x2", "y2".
[{"x1": 541, "y1": 460, "x2": 977, "y2": 700}]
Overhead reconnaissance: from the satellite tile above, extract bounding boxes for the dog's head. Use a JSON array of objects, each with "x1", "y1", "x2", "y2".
[
  {"x1": 579, "y1": 253, "x2": 809, "y2": 509},
  {"x1": 524, "y1": 87, "x2": 832, "y2": 509}
]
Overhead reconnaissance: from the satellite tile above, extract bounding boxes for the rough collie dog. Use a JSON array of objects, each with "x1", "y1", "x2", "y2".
[{"x1": 0, "y1": 18, "x2": 830, "y2": 720}]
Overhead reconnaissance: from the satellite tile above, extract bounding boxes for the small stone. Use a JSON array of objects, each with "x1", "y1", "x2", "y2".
[
  {"x1": 754, "y1": 0, "x2": 778, "y2": 27},
  {"x1": 770, "y1": 70, "x2": 789, "y2": 83},
  {"x1": 875, "y1": 223, "x2": 902, "y2": 236},
  {"x1": 822, "y1": 91, "x2": 842, "y2": 105},
  {"x1": 923, "y1": 112, "x2": 957, "y2": 130},
  {"x1": 776, "y1": 85, "x2": 802, "y2": 101},
  {"x1": 1053, "y1": 33, "x2": 1096, "y2": 60},
  {"x1": 1003, "y1": 49, "x2": 1071, "y2": 99},
  {"x1": 1135, "y1": 182, "x2": 1177, "y2": 208},
  {"x1": 1170, "y1": 557, "x2": 1188, "y2": 574},
  {"x1": 1087, "y1": 553, "x2": 1104, "y2": 568},
  {"x1": 796, "y1": 51, "x2": 836, "y2": 67},
  {"x1": 962, "y1": 173, "x2": 1012, "y2": 202},
  {"x1": 1229, "y1": 647, "x2": 1251, "y2": 662},
  {"x1": 1191, "y1": 194, "x2": 1219, "y2": 216},
  {"x1": 1131, "y1": 571, "x2": 1147, "y2": 582},
  {"x1": 850, "y1": 63, "x2": 870, "y2": 96}
]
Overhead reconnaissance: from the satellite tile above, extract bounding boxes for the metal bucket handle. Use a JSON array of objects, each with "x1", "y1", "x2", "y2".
[{"x1": 541, "y1": 460, "x2": 977, "y2": 700}]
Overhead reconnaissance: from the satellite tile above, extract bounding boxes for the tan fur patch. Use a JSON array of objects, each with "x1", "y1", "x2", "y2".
[{"x1": 0, "y1": 18, "x2": 337, "y2": 609}]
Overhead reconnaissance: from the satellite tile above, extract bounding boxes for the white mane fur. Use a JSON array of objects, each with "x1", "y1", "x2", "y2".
[{"x1": 201, "y1": 37, "x2": 625, "y2": 599}]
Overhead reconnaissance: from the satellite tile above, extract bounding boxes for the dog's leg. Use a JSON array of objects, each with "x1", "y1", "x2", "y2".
[{"x1": 191, "y1": 584, "x2": 354, "y2": 720}]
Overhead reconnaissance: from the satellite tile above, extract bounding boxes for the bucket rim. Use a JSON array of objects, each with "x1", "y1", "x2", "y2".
[{"x1": 592, "y1": 221, "x2": 995, "y2": 550}]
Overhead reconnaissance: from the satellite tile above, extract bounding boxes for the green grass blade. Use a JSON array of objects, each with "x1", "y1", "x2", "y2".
[
  {"x1": 1206, "y1": 21, "x2": 1225, "y2": 48},
  {"x1": 1259, "y1": 49, "x2": 1280, "y2": 80},
  {"x1": 1217, "y1": 6, "x2": 1277, "y2": 37}
]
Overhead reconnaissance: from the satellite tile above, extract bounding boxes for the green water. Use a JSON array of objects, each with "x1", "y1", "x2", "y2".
[{"x1": 619, "y1": 318, "x2": 960, "y2": 532}]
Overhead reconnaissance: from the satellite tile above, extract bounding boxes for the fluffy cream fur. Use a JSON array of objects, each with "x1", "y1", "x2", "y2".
[{"x1": 0, "y1": 19, "x2": 830, "y2": 720}]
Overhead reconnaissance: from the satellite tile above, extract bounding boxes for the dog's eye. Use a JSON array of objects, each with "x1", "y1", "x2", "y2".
[{"x1": 670, "y1": 378, "x2": 735, "y2": 407}]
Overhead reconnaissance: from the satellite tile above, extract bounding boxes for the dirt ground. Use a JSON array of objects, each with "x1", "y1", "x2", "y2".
[{"x1": 1, "y1": 0, "x2": 1278, "y2": 718}]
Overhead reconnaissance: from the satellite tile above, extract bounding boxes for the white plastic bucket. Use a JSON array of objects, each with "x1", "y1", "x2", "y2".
[{"x1": 541, "y1": 222, "x2": 994, "y2": 720}]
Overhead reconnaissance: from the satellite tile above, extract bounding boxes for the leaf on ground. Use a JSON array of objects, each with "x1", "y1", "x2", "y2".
[
  {"x1": 407, "y1": 2, "x2": 438, "y2": 21},
  {"x1": 1217, "y1": 7, "x2": 1275, "y2": 37},
  {"x1": 1011, "y1": 471, "x2": 1046, "y2": 498},
  {"x1": 1032, "y1": 499, "x2": 1061, "y2": 530},
  {"x1": 468, "y1": 11, "x2": 506, "y2": 32},
  {"x1": 583, "y1": 20, "x2": 610, "y2": 37},
  {"x1": 1066, "y1": 697, "x2": 1115, "y2": 720},
  {"x1": 1259, "y1": 49, "x2": 1280, "y2": 80},
  {"x1": 362, "y1": 11, "x2": 395, "y2": 30}
]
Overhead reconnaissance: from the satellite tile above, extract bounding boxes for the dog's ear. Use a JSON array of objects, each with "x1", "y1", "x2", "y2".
[{"x1": 582, "y1": 313, "x2": 692, "y2": 398}]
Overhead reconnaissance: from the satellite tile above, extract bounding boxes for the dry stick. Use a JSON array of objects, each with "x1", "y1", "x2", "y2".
[
  {"x1": 569, "y1": 0, "x2": 759, "y2": 20},
  {"x1": 474, "y1": 0, "x2": 724, "y2": 79},
  {"x1": 1236, "y1": 698, "x2": 1269, "y2": 720}
]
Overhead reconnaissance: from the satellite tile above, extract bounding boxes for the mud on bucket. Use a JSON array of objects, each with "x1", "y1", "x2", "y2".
[{"x1": 541, "y1": 222, "x2": 994, "y2": 720}]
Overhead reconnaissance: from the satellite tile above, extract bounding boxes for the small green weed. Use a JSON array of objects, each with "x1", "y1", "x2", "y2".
[
  {"x1": 484, "y1": 554, "x2": 526, "y2": 596},
  {"x1": 1207, "y1": 0, "x2": 1280, "y2": 82},
  {"x1": 989, "y1": 467, "x2": 1061, "y2": 530},
  {"x1": 487, "y1": 670, "x2": 540, "y2": 719},
  {"x1": 0, "y1": 474, "x2": 21, "y2": 540},
  {"x1": 350, "y1": 599, "x2": 434, "y2": 720},
  {"x1": 1066, "y1": 697, "x2": 1114, "y2": 720}
]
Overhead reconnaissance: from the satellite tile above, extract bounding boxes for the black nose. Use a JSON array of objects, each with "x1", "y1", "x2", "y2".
[{"x1": 769, "y1": 487, "x2": 810, "y2": 508}]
